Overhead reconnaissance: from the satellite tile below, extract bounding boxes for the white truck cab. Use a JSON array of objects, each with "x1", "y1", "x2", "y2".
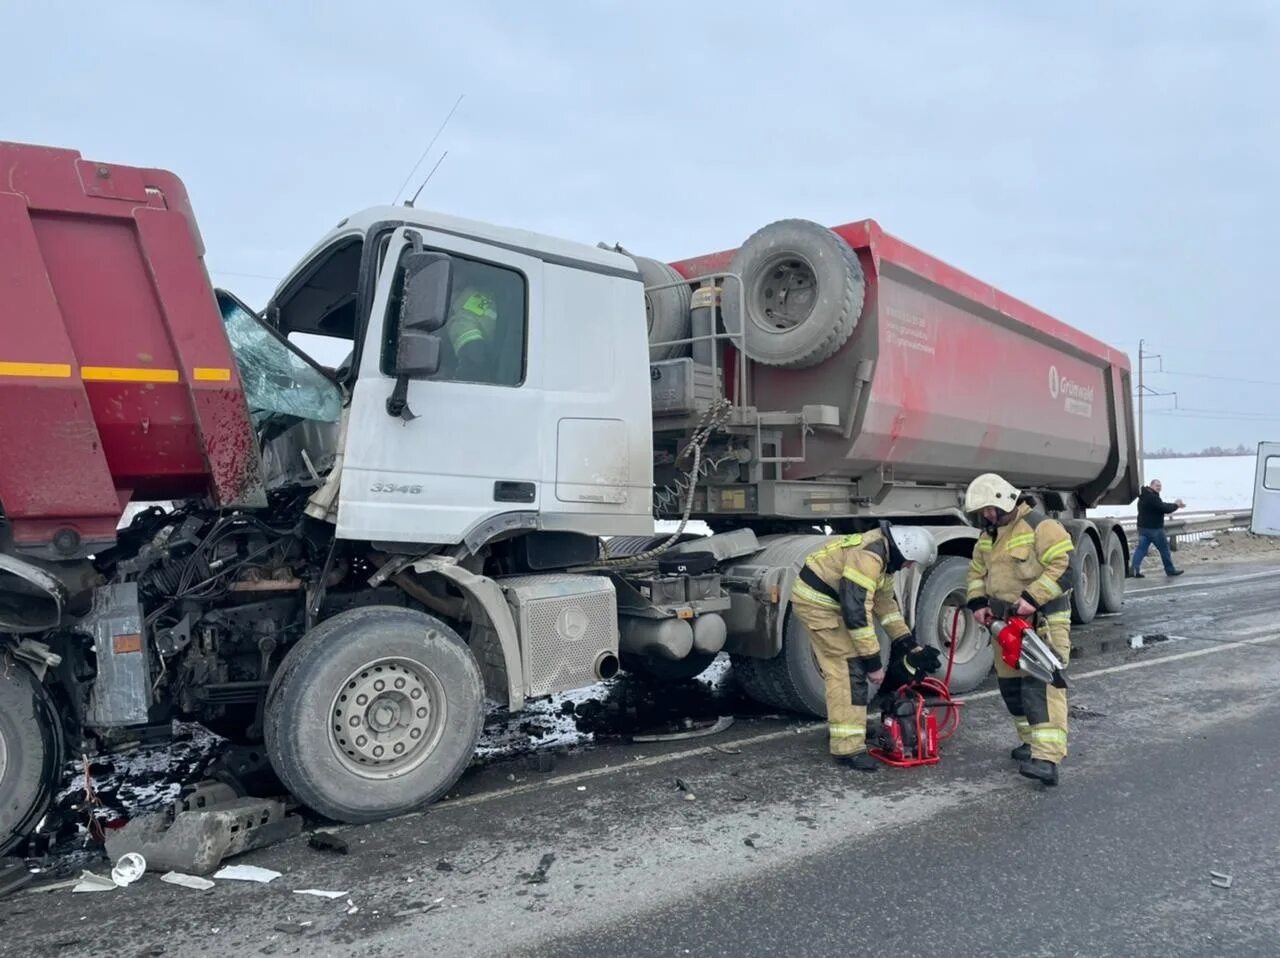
[{"x1": 264, "y1": 207, "x2": 656, "y2": 550}]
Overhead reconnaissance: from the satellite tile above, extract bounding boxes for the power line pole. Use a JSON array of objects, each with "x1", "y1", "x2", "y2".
[{"x1": 1138, "y1": 338, "x2": 1144, "y2": 485}]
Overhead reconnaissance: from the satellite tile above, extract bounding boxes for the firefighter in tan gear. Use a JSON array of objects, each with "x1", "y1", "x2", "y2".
[
  {"x1": 790, "y1": 524, "x2": 939, "y2": 772},
  {"x1": 964, "y1": 473, "x2": 1074, "y2": 786}
]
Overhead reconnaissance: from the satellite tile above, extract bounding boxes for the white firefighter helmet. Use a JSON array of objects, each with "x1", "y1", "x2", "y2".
[
  {"x1": 888, "y1": 526, "x2": 938, "y2": 567},
  {"x1": 964, "y1": 473, "x2": 1021, "y2": 514}
]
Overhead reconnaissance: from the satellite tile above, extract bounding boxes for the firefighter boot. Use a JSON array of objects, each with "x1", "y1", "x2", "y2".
[
  {"x1": 1019, "y1": 758, "x2": 1059, "y2": 786},
  {"x1": 1011, "y1": 744, "x2": 1031, "y2": 762},
  {"x1": 836, "y1": 753, "x2": 880, "y2": 773}
]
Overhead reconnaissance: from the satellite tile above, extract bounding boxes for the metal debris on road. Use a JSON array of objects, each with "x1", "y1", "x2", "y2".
[
  {"x1": 160, "y1": 872, "x2": 215, "y2": 891},
  {"x1": 712, "y1": 744, "x2": 742, "y2": 755},
  {"x1": 633, "y1": 715, "x2": 735, "y2": 743},
  {"x1": 522, "y1": 853, "x2": 557, "y2": 884},
  {"x1": 212, "y1": 864, "x2": 281, "y2": 884},
  {"x1": 308, "y1": 832, "x2": 349, "y2": 855},
  {"x1": 1210, "y1": 870, "x2": 1234, "y2": 889},
  {"x1": 105, "y1": 783, "x2": 302, "y2": 876},
  {"x1": 293, "y1": 889, "x2": 348, "y2": 899}
]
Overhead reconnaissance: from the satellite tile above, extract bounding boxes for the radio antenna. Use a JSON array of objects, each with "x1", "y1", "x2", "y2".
[
  {"x1": 407, "y1": 151, "x2": 449, "y2": 208},
  {"x1": 393, "y1": 93, "x2": 464, "y2": 206}
]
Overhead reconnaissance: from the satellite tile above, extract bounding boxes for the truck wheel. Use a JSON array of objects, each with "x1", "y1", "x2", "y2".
[
  {"x1": 263, "y1": 607, "x2": 484, "y2": 824},
  {"x1": 1099, "y1": 533, "x2": 1125, "y2": 614},
  {"x1": 732, "y1": 611, "x2": 828, "y2": 718},
  {"x1": 633, "y1": 255, "x2": 692, "y2": 361},
  {"x1": 0, "y1": 662, "x2": 65, "y2": 856},
  {"x1": 914, "y1": 556, "x2": 993, "y2": 694},
  {"x1": 623, "y1": 651, "x2": 717, "y2": 683},
  {"x1": 1069, "y1": 534, "x2": 1101, "y2": 625},
  {"x1": 721, "y1": 219, "x2": 864, "y2": 368}
]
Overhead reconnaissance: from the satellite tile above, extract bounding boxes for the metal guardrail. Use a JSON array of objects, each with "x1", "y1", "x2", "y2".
[{"x1": 1118, "y1": 510, "x2": 1253, "y2": 547}]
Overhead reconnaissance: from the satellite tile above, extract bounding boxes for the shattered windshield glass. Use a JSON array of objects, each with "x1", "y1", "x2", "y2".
[{"x1": 219, "y1": 295, "x2": 343, "y2": 426}]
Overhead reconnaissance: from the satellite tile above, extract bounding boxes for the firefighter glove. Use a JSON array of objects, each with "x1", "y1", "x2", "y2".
[{"x1": 905, "y1": 646, "x2": 942, "y2": 675}]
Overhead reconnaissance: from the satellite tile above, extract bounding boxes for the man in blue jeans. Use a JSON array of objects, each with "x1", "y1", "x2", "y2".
[{"x1": 1131, "y1": 478, "x2": 1186, "y2": 578}]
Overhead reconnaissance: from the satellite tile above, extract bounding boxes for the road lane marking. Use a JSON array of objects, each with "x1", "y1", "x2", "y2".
[
  {"x1": 428, "y1": 630, "x2": 1280, "y2": 813},
  {"x1": 1129, "y1": 569, "x2": 1280, "y2": 597}
]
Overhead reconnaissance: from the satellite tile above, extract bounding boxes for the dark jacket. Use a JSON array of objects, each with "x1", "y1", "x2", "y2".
[{"x1": 1137, "y1": 486, "x2": 1179, "y2": 530}]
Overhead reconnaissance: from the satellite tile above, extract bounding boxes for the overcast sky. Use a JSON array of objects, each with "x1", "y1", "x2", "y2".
[{"x1": 5, "y1": 1, "x2": 1275, "y2": 452}]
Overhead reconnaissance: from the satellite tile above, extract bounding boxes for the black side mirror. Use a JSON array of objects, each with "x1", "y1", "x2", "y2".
[
  {"x1": 387, "y1": 249, "x2": 452, "y2": 419},
  {"x1": 392, "y1": 251, "x2": 452, "y2": 378}
]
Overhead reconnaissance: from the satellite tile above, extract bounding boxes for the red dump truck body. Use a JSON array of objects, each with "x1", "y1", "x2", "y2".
[
  {"x1": 670, "y1": 221, "x2": 1139, "y2": 507},
  {"x1": 0, "y1": 142, "x2": 262, "y2": 556}
]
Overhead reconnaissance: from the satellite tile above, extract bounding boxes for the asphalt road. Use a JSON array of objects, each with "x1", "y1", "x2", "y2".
[{"x1": 4, "y1": 559, "x2": 1280, "y2": 958}]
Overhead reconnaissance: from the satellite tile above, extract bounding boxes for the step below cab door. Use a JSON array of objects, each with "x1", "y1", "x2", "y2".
[{"x1": 1251, "y1": 442, "x2": 1280, "y2": 536}]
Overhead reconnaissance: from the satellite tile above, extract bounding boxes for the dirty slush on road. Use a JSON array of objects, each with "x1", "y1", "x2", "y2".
[{"x1": 9, "y1": 654, "x2": 769, "y2": 889}]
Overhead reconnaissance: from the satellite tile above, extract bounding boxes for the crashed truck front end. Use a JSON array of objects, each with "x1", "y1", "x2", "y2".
[{"x1": 0, "y1": 139, "x2": 355, "y2": 857}]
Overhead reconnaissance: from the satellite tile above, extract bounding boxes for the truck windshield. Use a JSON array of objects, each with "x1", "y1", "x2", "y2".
[{"x1": 218, "y1": 294, "x2": 343, "y2": 426}]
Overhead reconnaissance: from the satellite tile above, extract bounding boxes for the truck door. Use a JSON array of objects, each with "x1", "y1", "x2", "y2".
[
  {"x1": 339, "y1": 226, "x2": 543, "y2": 547},
  {"x1": 1251, "y1": 442, "x2": 1280, "y2": 536}
]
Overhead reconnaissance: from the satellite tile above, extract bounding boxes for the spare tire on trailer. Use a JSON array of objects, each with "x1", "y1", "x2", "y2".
[
  {"x1": 720, "y1": 218, "x2": 865, "y2": 369},
  {"x1": 618, "y1": 252, "x2": 692, "y2": 361}
]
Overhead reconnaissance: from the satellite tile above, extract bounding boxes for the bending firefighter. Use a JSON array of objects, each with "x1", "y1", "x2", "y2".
[
  {"x1": 964, "y1": 473, "x2": 1074, "y2": 786},
  {"x1": 790, "y1": 524, "x2": 939, "y2": 772}
]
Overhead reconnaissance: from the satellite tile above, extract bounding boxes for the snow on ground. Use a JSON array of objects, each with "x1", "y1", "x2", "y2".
[
  {"x1": 474, "y1": 652, "x2": 736, "y2": 761},
  {"x1": 1092, "y1": 455, "x2": 1258, "y2": 519}
]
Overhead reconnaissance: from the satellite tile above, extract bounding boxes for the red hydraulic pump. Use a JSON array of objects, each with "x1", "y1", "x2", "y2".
[{"x1": 869, "y1": 613, "x2": 965, "y2": 768}]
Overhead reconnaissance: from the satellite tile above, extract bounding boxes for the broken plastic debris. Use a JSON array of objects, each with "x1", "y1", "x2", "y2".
[
  {"x1": 111, "y1": 852, "x2": 147, "y2": 887},
  {"x1": 1210, "y1": 870, "x2": 1233, "y2": 889},
  {"x1": 576, "y1": 786, "x2": 587, "y2": 791},
  {"x1": 293, "y1": 889, "x2": 348, "y2": 899},
  {"x1": 212, "y1": 864, "x2": 281, "y2": 883},
  {"x1": 161, "y1": 872, "x2": 215, "y2": 891},
  {"x1": 72, "y1": 871, "x2": 118, "y2": 893}
]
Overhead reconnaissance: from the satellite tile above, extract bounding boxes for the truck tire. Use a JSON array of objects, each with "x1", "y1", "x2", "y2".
[
  {"x1": 1069, "y1": 534, "x2": 1101, "y2": 625},
  {"x1": 1099, "y1": 533, "x2": 1125, "y2": 614},
  {"x1": 721, "y1": 219, "x2": 864, "y2": 369},
  {"x1": 0, "y1": 662, "x2": 64, "y2": 857},
  {"x1": 633, "y1": 256, "x2": 692, "y2": 361},
  {"x1": 732, "y1": 611, "x2": 829, "y2": 718},
  {"x1": 914, "y1": 556, "x2": 994, "y2": 694},
  {"x1": 263, "y1": 606, "x2": 484, "y2": 824}
]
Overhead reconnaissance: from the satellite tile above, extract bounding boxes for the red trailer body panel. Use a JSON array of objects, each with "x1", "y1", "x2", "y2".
[
  {"x1": 0, "y1": 142, "x2": 263, "y2": 555},
  {"x1": 670, "y1": 220, "x2": 1139, "y2": 507}
]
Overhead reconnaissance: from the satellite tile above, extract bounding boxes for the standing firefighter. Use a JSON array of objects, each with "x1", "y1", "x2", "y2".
[
  {"x1": 791, "y1": 524, "x2": 938, "y2": 772},
  {"x1": 964, "y1": 473, "x2": 1074, "y2": 786}
]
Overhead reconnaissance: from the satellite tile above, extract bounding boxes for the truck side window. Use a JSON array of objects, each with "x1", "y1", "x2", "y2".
[
  {"x1": 382, "y1": 250, "x2": 528, "y2": 387},
  {"x1": 219, "y1": 295, "x2": 343, "y2": 426}
]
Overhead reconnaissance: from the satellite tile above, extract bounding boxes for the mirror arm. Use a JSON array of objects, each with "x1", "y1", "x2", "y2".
[{"x1": 386, "y1": 375, "x2": 417, "y2": 422}]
